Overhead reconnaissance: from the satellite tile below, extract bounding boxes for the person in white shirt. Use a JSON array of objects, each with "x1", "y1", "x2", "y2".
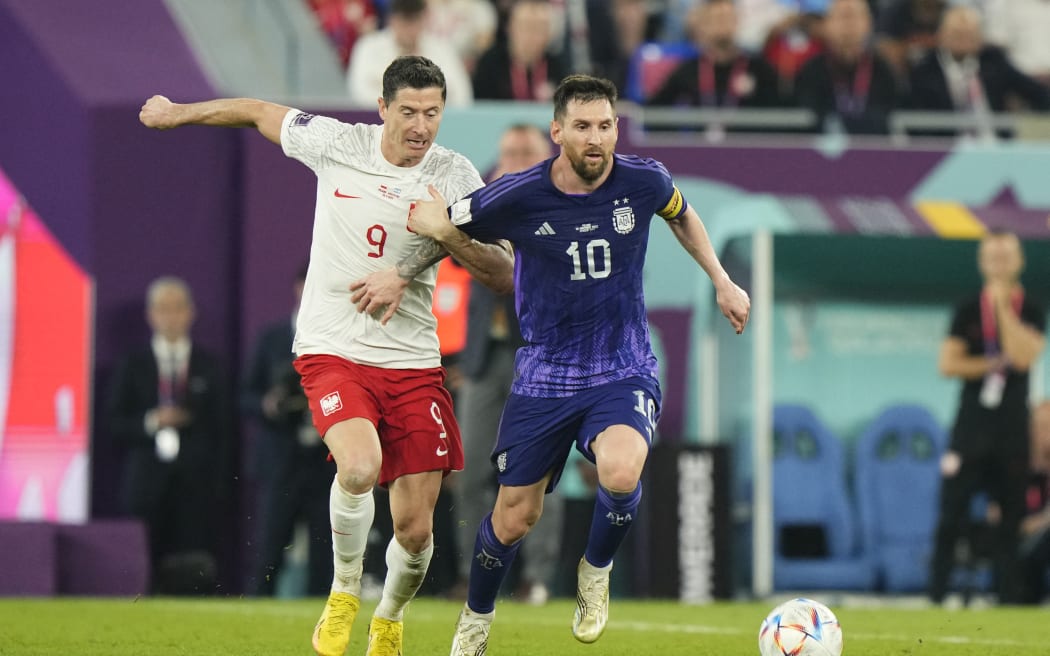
[
  {"x1": 347, "y1": 0, "x2": 473, "y2": 108},
  {"x1": 139, "y1": 55, "x2": 512, "y2": 656},
  {"x1": 981, "y1": 0, "x2": 1050, "y2": 86}
]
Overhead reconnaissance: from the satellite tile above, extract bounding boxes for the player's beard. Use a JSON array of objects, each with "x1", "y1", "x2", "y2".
[{"x1": 568, "y1": 148, "x2": 610, "y2": 183}]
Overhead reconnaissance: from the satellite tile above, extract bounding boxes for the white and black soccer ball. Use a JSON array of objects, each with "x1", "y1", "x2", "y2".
[{"x1": 757, "y1": 597, "x2": 843, "y2": 656}]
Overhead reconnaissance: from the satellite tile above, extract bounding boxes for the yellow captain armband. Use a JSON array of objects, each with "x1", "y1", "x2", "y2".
[{"x1": 657, "y1": 186, "x2": 687, "y2": 220}]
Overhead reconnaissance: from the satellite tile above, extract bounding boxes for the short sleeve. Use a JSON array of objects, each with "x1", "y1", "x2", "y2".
[
  {"x1": 442, "y1": 153, "x2": 485, "y2": 204},
  {"x1": 948, "y1": 304, "x2": 969, "y2": 339},
  {"x1": 450, "y1": 167, "x2": 544, "y2": 242},
  {"x1": 649, "y1": 158, "x2": 689, "y2": 220},
  {"x1": 1022, "y1": 298, "x2": 1047, "y2": 333},
  {"x1": 280, "y1": 109, "x2": 350, "y2": 172}
]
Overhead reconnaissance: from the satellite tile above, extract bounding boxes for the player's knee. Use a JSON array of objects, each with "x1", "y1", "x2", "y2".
[
  {"x1": 392, "y1": 519, "x2": 433, "y2": 553},
  {"x1": 496, "y1": 506, "x2": 539, "y2": 543},
  {"x1": 336, "y1": 463, "x2": 378, "y2": 495},
  {"x1": 596, "y1": 458, "x2": 643, "y2": 494}
]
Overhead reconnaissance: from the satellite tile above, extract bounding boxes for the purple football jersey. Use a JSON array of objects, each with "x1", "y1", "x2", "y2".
[{"x1": 450, "y1": 154, "x2": 686, "y2": 397}]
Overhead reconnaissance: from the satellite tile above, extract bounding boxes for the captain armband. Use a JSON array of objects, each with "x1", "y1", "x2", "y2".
[{"x1": 656, "y1": 186, "x2": 688, "y2": 221}]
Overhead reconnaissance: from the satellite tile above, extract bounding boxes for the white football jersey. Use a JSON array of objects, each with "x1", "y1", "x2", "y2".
[{"x1": 280, "y1": 109, "x2": 483, "y2": 368}]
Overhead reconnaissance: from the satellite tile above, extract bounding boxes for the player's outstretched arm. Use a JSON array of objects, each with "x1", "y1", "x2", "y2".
[
  {"x1": 666, "y1": 206, "x2": 751, "y2": 334},
  {"x1": 139, "y1": 95, "x2": 290, "y2": 145}
]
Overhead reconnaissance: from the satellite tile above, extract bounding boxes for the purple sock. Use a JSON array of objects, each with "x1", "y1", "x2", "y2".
[
  {"x1": 467, "y1": 512, "x2": 520, "y2": 614},
  {"x1": 584, "y1": 483, "x2": 642, "y2": 568}
]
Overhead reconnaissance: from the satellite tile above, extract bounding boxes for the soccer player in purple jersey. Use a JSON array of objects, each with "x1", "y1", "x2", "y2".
[{"x1": 352, "y1": 74, "x2": 750, "y2": 655}]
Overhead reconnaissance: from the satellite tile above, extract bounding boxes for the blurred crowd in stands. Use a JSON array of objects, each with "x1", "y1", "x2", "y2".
[{"x1": 306, "y1": 0, "x2": 1049, "y2": 135}]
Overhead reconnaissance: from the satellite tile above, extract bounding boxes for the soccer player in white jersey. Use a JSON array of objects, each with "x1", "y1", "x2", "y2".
[
  {"x1": 139, "y1": 56, "x2": 514, "y2": 656},
  {"x1": 352, "y1": 75, "x2": 751, "y2": 655}
]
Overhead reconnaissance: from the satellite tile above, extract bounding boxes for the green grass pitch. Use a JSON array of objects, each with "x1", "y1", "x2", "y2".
[{"x1": 0, "y1": 596, "x2": 1047, "y2": 655}]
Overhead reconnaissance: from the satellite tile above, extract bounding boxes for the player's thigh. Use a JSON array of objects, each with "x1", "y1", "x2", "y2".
[
  {"x1": 294, "y1": 354, "x2": 383, "y2": 471},
  {"x1": 377, "y1": 368, "x2": 464, "y2": 487},
  {"x1": 493, "y1": 393, "x2": 582, "y2": 491},
  {"x1": 579, "y1": 376, "x2": 661, "y2": 461},
  {"x1": 325, "y1": 418, "x2": 382, "y2": 477}
]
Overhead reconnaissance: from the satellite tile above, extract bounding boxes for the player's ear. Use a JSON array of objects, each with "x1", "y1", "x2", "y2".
[
  {"x1": 377, "y1": 96, "x2": 387, "y2": 120},
  {"x1": 550, "y1": 119, "x2": 562, "y2": 145}
]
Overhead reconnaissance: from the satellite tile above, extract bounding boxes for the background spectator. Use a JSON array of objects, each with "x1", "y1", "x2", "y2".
[
  {"x1": 876, "y1": 0, "x2": 947, "y2": 77},
  {"x1": 587, "y1": 0, "x2": 652, "y2": 94},
  {"x1": 243, "y1": 265, "x2": 335, "y2": 597},
  {"x1": 307, "y1": 0, "x2": 378, "y2": 69},
  {"x1": 346, "y1": 0, "x2": 473, "y2": 106},
  {"x1": 760, "y1": 2, "x2": 827, "y2": 101},
  {"x1": 928, "y1": 231, "x2": 1047, "y2": 605},
  {"x1": 425, "y1": 0, "x2": 498, "y2": 71},
  {"x1": 107, "y1": 276, "x2": 231, "y2": 594},
  {"x1": 795, "y1": 0, "x2": 899, "y2": 133},
  {"x1": 982, "y1": 0, "x2": 1050, "y2": 87},
  {"x1": 472, "y1": 0, "x2": 568, "y2": 101},
  {"x1": 648, "y1": 0, "x2": 781, "y2": 108},
  {"x1": 908, "y1": 6, "x2": 1050, "y2": 116}
]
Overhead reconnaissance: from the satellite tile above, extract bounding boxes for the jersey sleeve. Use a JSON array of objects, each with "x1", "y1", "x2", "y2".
[
  {"x1": 442, "y1": 152, "x2": 485, "y2": 203},
  {"x1": 649, "y1": 158, "x2": 689, "y2": 221},
  {"x1": 449, "y1": 167, "x2": 542, "y2": 242},
  {"x1": 948, "y1": 302, "x2": 970, "y2": 340},
  {"x1": 280, "y1": 109, "x2": 351, "y2": 172},
  {"x1": 1022, "y1": 298, "x2": 1047, "y2": 333}
]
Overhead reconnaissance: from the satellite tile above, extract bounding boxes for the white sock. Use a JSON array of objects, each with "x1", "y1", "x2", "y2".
[
  {"x1": 374, "y1": 536, "x2": 433, "y2": 621},
  {"x1": 329, "y1": 477, "x2": 374, "y2": 595}
]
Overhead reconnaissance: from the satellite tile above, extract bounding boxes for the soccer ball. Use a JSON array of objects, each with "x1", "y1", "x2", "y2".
[{"x1": 757, "y1": 597, "x2": 843, "y2": 656}]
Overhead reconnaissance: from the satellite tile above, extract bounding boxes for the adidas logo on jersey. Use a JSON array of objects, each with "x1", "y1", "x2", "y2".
[{"x1": 534, "y1": 222, "x2": 556, "y2": 236}]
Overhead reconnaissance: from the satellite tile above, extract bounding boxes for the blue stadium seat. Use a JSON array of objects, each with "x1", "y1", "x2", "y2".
[
  {"x1": 772, "y1": 404, "x2": 875, "y2": 591},
  {"x1": 623, "y1": 42, "x2": 698, "y2": 104},
  {"x1": 854, "y1": 404, "x2": 947, "y2": 592}
]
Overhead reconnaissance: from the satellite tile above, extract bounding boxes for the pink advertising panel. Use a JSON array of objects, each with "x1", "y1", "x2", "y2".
[{"x1": 0, "y1": 167, "x2": 92, "y2": 522}]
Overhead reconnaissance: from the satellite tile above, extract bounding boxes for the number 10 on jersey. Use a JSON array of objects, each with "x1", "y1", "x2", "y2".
[{"x1": 567, "y1": 239, "x2": 611, "y2": 280}]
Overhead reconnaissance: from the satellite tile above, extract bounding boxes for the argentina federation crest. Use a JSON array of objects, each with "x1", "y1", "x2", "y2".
[{"x1": 613, "y1": 205, "x2": 635, "y2": 234}]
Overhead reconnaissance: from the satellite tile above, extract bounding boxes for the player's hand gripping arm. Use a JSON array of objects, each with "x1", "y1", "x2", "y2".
[
  {"x1": 349, "y1": 185, "x2": 514, "y2": 325},
  {"x1": 665, "y1": 206, "x2": 751, "y2": 334},
  {"x1": 139, "y1": 95, "x2": 289, "y2": 145}
]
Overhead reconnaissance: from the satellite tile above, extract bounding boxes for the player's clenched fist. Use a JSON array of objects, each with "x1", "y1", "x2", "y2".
[{"x1": 139, "y1": 95, "x2": 180, "y2": 130}]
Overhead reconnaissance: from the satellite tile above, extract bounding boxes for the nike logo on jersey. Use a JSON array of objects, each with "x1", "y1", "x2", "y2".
[
  {"x1": 534, "y1": 221, "x2": 556, "y2": 236},
  {"x1": 334, "y1": 189, "x2": 361, "y2": 199},
  {"x1": 436, "y1": 446, "x2": 449, "y2": 457}
]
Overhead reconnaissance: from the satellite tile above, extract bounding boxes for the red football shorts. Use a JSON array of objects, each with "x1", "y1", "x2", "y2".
[{"x1": 294, "y1": 354, "x2": 464, "y2": 486}]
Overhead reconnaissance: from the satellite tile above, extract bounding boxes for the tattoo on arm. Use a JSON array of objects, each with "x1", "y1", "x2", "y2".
[{"x1": 395, "y1": 238, "x2": 448, "y2": 280}]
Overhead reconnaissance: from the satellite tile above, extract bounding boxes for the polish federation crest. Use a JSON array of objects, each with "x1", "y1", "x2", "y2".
[
  {"x1": 319, "y1": 391, "x2": 343, "y2": 417},
  {"x1": 613, "y1": 205, "x2": 635, "y2": 234}
]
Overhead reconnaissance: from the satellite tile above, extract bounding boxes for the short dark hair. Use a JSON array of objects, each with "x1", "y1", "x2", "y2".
[
  {"x1": 382, "y1": 55, "x2": 447, "y2": 104},
  {"x1": 390, "y1": 0, "x2": 427, "y2": 18},
  {"x1": 552, "y1": 75, "x2": 618, "y2": 121}
]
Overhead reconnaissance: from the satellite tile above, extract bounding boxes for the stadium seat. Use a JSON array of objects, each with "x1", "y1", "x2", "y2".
[
  {"x1": 623, "y1": 42, "x2": 698, "y2": 104},
  {"x1": 854, "y1": 404, "x2": 947, "y2": 592},
  {"x1": 772, "y1": 404, "x2": 875, "y2": 591}
]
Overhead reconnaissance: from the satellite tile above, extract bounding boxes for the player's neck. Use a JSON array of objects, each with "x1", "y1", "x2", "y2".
[{"x1": 550, "y1": 155, "x2": 612, "y2": 195}]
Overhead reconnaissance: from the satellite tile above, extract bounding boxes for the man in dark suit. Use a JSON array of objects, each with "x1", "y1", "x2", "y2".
[
  {"x1": 908, "y1": 6, "x2": 1049, "y2": 117},
  {"x1": 243, "y1": 265, "x2": 336, "y2": 596},
  {"x1": 107, "y1": 276, "x2": 231, "y2": 594},
  {"x1": 795, "y1": 0, "x2": 901, "y2": 134},
  {"x1": 472, "y1": 0, "x2": 567, "y2": 101},
  {"x1": 648, "y1": 0, "x2": 781, "y2": 109}
]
